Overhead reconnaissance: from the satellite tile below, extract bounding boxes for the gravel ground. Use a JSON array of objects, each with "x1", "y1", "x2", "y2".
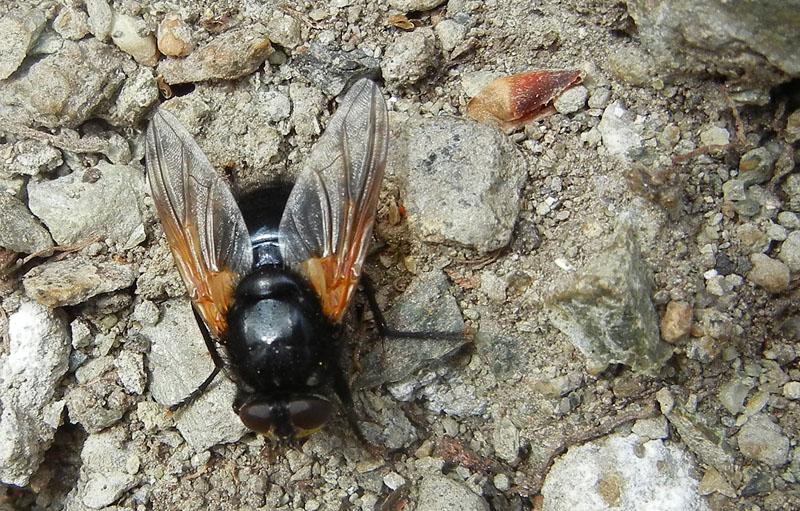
[{"x1": 1, "y1": 0, "x2": 799, "y2": 510}]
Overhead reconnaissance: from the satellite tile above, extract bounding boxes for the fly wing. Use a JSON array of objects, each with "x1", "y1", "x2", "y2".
[
  {"x1": 279, "y1": 79, "x2": 389, "y2": 322},
  {"x1": 146, "y1": 109, "x2": 253, "y2": 338}
]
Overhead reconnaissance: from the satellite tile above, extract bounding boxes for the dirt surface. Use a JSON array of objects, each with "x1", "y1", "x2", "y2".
[{"x1": 1, "y1": 0, "x2": 799, "y2": 510}]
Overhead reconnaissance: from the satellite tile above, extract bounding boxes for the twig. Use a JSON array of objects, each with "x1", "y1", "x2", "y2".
[
  {"x1": 0, "y1": 120, "x2": 109, "y2": 155},
  {"x1": 20, "y1": 235, "x2": 102, "y2": 265}
]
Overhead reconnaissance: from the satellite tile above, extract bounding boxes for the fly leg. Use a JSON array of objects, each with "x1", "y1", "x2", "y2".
[
  {"x1": 361, "y1": 276, "x2": 465, "y2": 341},
  {"x1": 168, "y1": 307, "x2": 226, "y2": 412}
]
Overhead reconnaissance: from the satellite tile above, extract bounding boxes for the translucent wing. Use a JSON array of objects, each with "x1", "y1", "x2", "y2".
[
  {"x1": 146, "y1": 109, "x2": 253, "y2": 338},
  {"x1": 279, "y1": 78, "x2": 389, "y2": 322}
]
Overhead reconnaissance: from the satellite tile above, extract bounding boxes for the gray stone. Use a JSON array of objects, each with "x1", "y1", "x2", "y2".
[
  {"x1": 141, "y1": 298, "x2": 247, "y2": 451},
  {"x1": 434, "y1": 20, "x2": 467, "y2": 53},
  {"x1": 541, "y1": 433, "x2": 707, "y2": 511},
  {"x1": 402, "y1": 115, "x2": 527, "y2": 253},
  {"x1": 0, "y1": 192, "x2": 53, "y2": 254},
  {"x1": 158, "y1": 27, "x2": 273, "y2": 84},
  {"x1": 737, "y1": 414, "x2": 790, "y2": 466},
  {"x1": 553, "y1": 85, "x2": 588, "y2": 115},
  {"x1": 27, "y1": 161, "x2": 146, "y2": 248},
  {"x1": 783, "y1": 174, "x2": 800, "y2": 212},
  {"x1": 76, "y1": 427, "x2": 139, "y2": 508},
  {"x1": 23, "y1": 257, "x2": 138, "y2": 307},
  {"x1": 735, "y1": 222, "x2": 770, "y2": 254},
  {"x1": 110, "y1": 13, "x2": 158, "y2": 67},
  {"x1": 631, "y1": 416, "x2": 669, "y2": 439},
  {"x1": 390, "y1": 0, "x2": 447, "y2": 10},
  {"x1": 546, "y1": 224, "x2": 672, "y2": 376},
  {"x1": 779, "y1": 231, "x2": 800, "y2": 272},
  {"x1": 53, "y1": 6, "x2": 90, "y2": 40},
  {"x1": 114, "y1": 350, "x2": 146, "y2": 395},
  {"x1": 747, "y1": 253, "x2": 790, "y2": 293},
  {"x1": 598, "y1": 101, "x2": 642, "y2": 158},
  {"x1": 5, "y1": 139, "x2": 63, "y2": 176},
  {"x1": 266, "y1": 13, "x2": 303, "y2": 49},
  {"x1": 700, "y1": 126, "x2": 730, "y2": 146},
  {"x1": 722, "y1": 179, "x2": 747, "y2": 202},
  {"x1": 416, "y1": 475, "x2": 490, "y2": 511},
  {"x1": 492, "y1": 417, "x2": 520, "y2": 463},
  {"x1": 292, "y1": 44, "x2": 380, "y2": 97},
  {"x1": 289, "y1": 83, "x2": 326, "y2": 138},
  {"x1": 355, "y1": 271, "x2": 465, "y2": 388},
  {"x1": 738, "y1": 147, "x2": 775, "y2": 186},
  {"x1": 382, "y1": 28, "x2": 437, "y2": 87},
  {"x1": 782, "y1": 381, "x2": 800, "y2": 400},
  {"x1": 625, "y1": 0, "x2": 799, "y2": 91},
  {"x1": 0, "y1": 9, "x2": 47, "y2": 80},
  {"x1": 777, "y1": 211, "x2": 800, "y2": 229},
  {"x1": 0, "y1": 38, "x2": 126, "y2": 129},
  {"x1": 110, "y1": 67, "x2": 159, "y2": 127},
  {"x1": 85, "y1": 0, "x2": 113, "y2": 42},
  {"x1": 0, "y1": 302, "x2": 70, "y2": 486},
  {"x1": 718, "y1": 379, "x2": 750, "y2": 415},
  {"x1": 786, "y1": 108, "x2": 800, "y2": 143},
  {"x1": 656, "y1": 388, "x2": 735, "y2": 476}
]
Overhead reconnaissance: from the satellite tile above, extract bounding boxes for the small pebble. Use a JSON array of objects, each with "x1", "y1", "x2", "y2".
[
  {"x1": 747, "y1": 254, "x2": 790, "y2": 293},
  {"x1": 434, "y1": 20, "x2": 466, "y2": 52},
  {"x1": 778, "y1": 231, "x2": 800, "y2": 272},
  {"x1": 157, "y1": 12, "x2": 194, "y2": 57},
  {"x1": 660, "y1": 300, "x2": 692, "y2": 343},
  {"x1": 783, "y1": 382, "x2": 800, "y2": 400},
  {"x1": 700, "y1": 126, "x2": 729, "y2": 146},
  {"x1": 553, "y1": 85, "x2": 588, "y2": 115},
  {"x1": 777, "y1": 211, "x2": 800, "y2": 229}
]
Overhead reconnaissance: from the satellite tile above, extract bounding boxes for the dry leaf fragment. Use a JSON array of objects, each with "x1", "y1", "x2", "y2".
[
  {"x1": 389, "y1": 14, "x2": 415, "y2": 30},
  {"x1": 466, "y1": 70, "x2": 582, "y2": 132}
]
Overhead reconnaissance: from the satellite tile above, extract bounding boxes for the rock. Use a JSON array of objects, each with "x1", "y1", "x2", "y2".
[
  {"x1": 158, "y1": 26, "x2": 273, "y2": 84},
  {"x1": 699, "y1": 126, "x2": 730, "y2": 146},
  {"x1": 5, "y1": 139, "x2": 63, "y2": 176},
  {"x1": 265, "y1": 13, "x2": 303, "y2": 49},
  {"x1": 624, "y1": 0, "x2": 799, "y2": 93},
  {"x1": 434, "y1": 19, "x2": 467, "y2": 53},
  {"x1": 27, "y1": 161, "x2": 146, "y2": 248},
  {"x1": 401, "y1": 116, "x2": 527, "y2": 253},
  {"x1": 660, "y1": 300, "x2": 692, "y2": 343},
  {"x1": 355, "y1": 271, "x2": 465, "y2": 388},
  {"x1": 74, "y1": 427, "x2": 139, "y2": 508},
  {"x1": 541, "y1": 433, "x2": 707, "y2": 511},
  {"x1": 0, "y1": 9, "x2": 47, "y2": 80},
  {"x1": 738, "y1": 147, "x2": 775, "y2": 186},
  {"x1": 737, "y1": 414, "x2": 790, "y2": 466},
  {"x1": 718, "y1": 379, "x2": 750, "y2": 415},
  {"x1": 391, "y1": 0, "x2": 447, "y2": 10},
  {"x1": 289, "y1": 82, "x2": 326, "y2": 138},
  {"x1": 783, "y1": 174, "x2": 800, "y2": 212},
  {"x1": 293, "y1": 44, "x2": 381, "y2": 97},
  {"x1": 597, "y1": 101, "x2": 642, "y2": 158},
  {"x1": 697, "y1": 468, "x2": 737, "y2": 498},
  {"x1": 631, "y1": 416, "x2": 669, "y2": 440},
  {"x1": 114, "y1": 350, "x2": 146, "y2": 395},
  {"x1": 735, "y1": 222, "x2": 770, "y2": 254},
  {"x1": 786, "y1": 109, "x2": 800, "y2": 143},
  {"x1": 782, "y1": 381, "x2": 800, "y2": 400},
  {"x1": 141, "y1": 298, "x2": 247, "y2": 451},
  {"x1": 0, "y1": 38, "x2": 125, "y2": 129},
  {"x1": 492, "y1": 417, "x2": 520, "y2": 463},
  {"x1": 747, "y1": 253, "x2": 790, "y2": 293},
  {"x1": 546, "y1": 224, "x2": 672, "y2": 376},
  {"x1": 0, "y1": 193, "x2": 54, "y2": 254},
  {"x1": 416, "y1": 475, "x2": 490, "y2": 511},
  {"x1": 110, "y1": 13, "x2": 159, "y2": 67},
  {"x1": 0, "y1": 302, "x2": 70, "y2": 486},
  {"x1": 382, "y1": 28, "x2": 437, "y2": 87},
  {"x1": 553, "y1": 84, "x2": 588, "y2": 114},
  {"x1": 157, "y1": 12, "x2": 195, "y2": 57},
  {"x1": 110, "y1": 67, "x2": 159, "y2": 127},
  {"x1": 656, "y1": 388, "x2": 735, "y2": 476},
  {"x1": 85, "y1": 0, "x2": 113, "y2": 41},
  {"x1": 53, "y1": 6, "x2": 90, "y2": 40},
  {"x1": 23, "y1": 257, "x2": 138, "y2": 307},
  {"x1": 722, "y1": 179, "x2": 747, "y2": 203},
  {"x1": 777, "y1": 212, "x2": 800, "y2": 229},
  {"x1": 778, "y1": 231, "x2": 800, "y2": 272}
]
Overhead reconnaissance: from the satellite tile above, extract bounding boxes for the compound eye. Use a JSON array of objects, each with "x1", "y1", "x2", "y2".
[
  {"x1": 287, "y1": 397, "x2": 334, "y2": 434},
  {"x1": 238, "y1": 402, "x2": 274, "y2": 435}
]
